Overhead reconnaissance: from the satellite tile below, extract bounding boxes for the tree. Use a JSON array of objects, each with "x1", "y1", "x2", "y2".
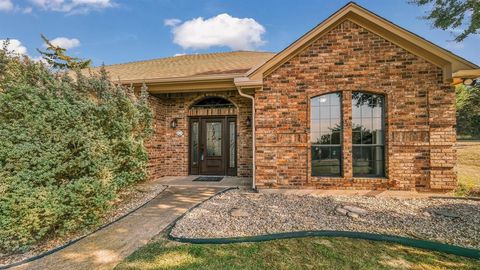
[
  {"x1": 37, "y1": 34, "x2": 91, "y2": 70},
  {"x1": 456, "y1": 84, "x2": 480, "y2": 137},
  {"x1": 410, "y1": 0, "x2": 480, "y2": 41}
]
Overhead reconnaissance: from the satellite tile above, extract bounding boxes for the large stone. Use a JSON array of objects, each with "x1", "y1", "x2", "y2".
[
  {"x1": 335, "y1": 207, "x2": 348, "y2": 215},
  {"x1": 343, "y1": 205, "x2": 368, "y2": 215},
  {"x1": 432, "y1": 209, "x2": 461, "y2": 219},
  {"x1": 347, "y1": 211, "x2": 360, "y2": 219},
  {"x1": 230, "y1": 207, "x2": 249, "y2": 217}
]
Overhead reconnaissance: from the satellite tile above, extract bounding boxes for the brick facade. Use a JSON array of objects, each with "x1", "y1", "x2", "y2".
[
  {"x1": 143, "y1": 20, "x2": 457, "y2": 192},
  {"x1": 256, "y1": 20, "x2": 456, "y2": 191},
  {"x1": 146, "y1": 90, "x2": 253, "y2": 180}
]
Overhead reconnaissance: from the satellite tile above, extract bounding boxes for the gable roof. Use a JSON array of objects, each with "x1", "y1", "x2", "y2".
[
  {"x1": 86, "y1": 51, "x2": 275, "y2": 84},
  {"x1": 246, "y1": 2, "x2": 478, "y2": 82}
]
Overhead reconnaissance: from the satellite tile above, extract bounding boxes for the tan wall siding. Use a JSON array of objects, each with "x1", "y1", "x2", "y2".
[{"x1": 257, "y1": 20, "x2": 456, "y2": 191}]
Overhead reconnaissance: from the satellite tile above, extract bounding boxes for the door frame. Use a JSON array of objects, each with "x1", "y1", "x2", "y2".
[{"x1": 189, "y1": 116, "x2": 237, "y2": 176}]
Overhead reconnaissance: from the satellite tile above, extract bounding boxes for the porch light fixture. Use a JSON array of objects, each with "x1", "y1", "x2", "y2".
[
  {"x1": 463, "y1": 78, "x2": 476, "y2": 86},
  {"x1": 170, "y1": 118, "x2": 178, "y2": 129},
  {"x1": 246, "y1": 116, "x2": 252, "y2": 127}
]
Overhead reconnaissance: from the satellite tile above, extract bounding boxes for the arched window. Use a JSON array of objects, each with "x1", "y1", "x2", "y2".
[
  {"x1": 310, "y1": 93, "x2": 342, "y2": 176},
  {"x1": 189, "y1": 97, "x2": 237, "y2": 117},
  {"x1": 352, "y1": 92, "x2": 385, "y2": 177},
  {"x1": 191, "y1": 97, "x2": 235, "y2": 109}
]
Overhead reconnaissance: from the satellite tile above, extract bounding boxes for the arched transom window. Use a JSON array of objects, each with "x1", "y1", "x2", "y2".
[
  {"x1": 189, "y1": 97, "x2": 237, "y2": 116},
  {"x1": 192, "y1": 97, "x2": 235, "y2": 108}
]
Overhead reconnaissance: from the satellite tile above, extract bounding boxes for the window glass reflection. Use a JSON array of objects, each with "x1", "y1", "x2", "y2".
[
  {"x1": 352, "y1": 92, "x2": 385, "y2": 177},
  {"x1": 311, "y1": 93, "x2": 342, "y2": 176}
]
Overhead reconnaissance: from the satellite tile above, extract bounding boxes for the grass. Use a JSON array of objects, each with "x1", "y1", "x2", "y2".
[
  {"x1": 456, "y1": 140, "x2": 480, "y2": 196},
  {"x1": 116, "y1": 237, "x2": 479, "y2": 270},
  {"x1": 116, "y1": 141, "x2": 480, "y2": 270}
]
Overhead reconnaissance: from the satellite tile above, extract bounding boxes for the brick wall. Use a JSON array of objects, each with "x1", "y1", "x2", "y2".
[
  {"x1": 145, "y1": 90, "x2": 253, "y2": 180},
  {"x1": 257, "y1": 20, "x2": 456, "y2": 191}
]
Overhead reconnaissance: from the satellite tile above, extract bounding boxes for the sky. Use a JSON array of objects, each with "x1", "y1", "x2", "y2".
[{"x1": 1, "y1": 0, "x2": 478, "y2": 66}]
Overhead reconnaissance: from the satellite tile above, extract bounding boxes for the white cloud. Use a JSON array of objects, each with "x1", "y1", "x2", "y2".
[
  {"x1": 22, "y1": 6, "x2": 33, "y2": 13},
  {"x1": 1, "y1": 39, "x2": 49, "y2": 65},
  {"x1": 0, "y1": 0, "x2": 33, "y2": 13},
  {"x1": 30, "y1": 55, "x2": 49, "y2": 64},
  {"x1": 47, "y1": 37, "x2": 81, "y2": 49},
  {"x1": 30, "y1": 0, "x2": 114, "y2": 13},
  {"x1": 0, "y1": 0, "x2": 13, "y2": 11},
  {"x1": 164, "y1": 18, "x2": 181, "y2": 27},
  {"x1": 1, "y1": 39, "x2": 28, "y2": 55},
  {"x1": 166, "y1": 13, "x2": 266, "y2": 50},
  {"x1": 173, "y1": 53, "x2": 186, "y2": 57}
]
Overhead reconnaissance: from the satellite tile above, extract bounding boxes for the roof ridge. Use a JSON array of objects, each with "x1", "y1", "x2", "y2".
[{"x1": 93, "y1": 50, "x2": 277, "y2": 69}]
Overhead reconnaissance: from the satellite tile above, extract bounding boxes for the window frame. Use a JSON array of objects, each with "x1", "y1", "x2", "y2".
[
  {"x1": 310, "y1": 92, "x2": 343, "y2": 177},
  {"x1": 351, "y1": 92, "x2": 386, "y2": 178}
]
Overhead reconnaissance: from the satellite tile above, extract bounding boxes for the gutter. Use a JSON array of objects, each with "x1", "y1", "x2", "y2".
[{"x1": 234, "y1": 77, "x2": 262, "y2": 190}]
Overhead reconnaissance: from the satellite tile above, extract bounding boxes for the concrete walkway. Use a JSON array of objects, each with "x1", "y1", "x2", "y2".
[{"x1": 12, "y1": 185, "x2": 224, "y2": 270}]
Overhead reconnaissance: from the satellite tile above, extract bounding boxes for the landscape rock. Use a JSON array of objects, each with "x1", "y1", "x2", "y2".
[
  {"x1": 343, "y1": 205, "x2": 368, "y2": 215},
  {"x1": 431, "y1": 209, "x2": 461, "y2": 219},
  {"x1": 347, "y1": 211, "x2": 360, "y2": 219},
  {"x1": 229, "y1": 207, "x2": 249, "y2": 217},
  {"x1": 335, "y1": 207, "x2": 348, "y2": 215},
  {"x1": 171, "y1": 190, "x2": 480, "y2": 250}
]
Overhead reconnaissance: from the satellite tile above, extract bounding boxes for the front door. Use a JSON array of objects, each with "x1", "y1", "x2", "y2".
[{"x1": 189, "y1": 116, "x2": 236, "y2": 175}]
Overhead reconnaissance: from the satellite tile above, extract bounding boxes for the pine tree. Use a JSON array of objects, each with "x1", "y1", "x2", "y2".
[{"x1": 37, "y1": 34, "x2": 91, "y2": 70}]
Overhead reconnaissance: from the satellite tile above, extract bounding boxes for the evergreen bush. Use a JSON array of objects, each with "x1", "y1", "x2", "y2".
[
  {"x1": 0, "y1": 49, "x2": 152, "y2": 253},
  {"x1": 456, "y1": 84, "x2": 480, "y2": 138}
]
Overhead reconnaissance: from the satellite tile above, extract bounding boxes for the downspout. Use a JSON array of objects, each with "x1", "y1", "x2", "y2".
[{"x1": 236, "y1": 87, "x2": 256, "y2": 190}]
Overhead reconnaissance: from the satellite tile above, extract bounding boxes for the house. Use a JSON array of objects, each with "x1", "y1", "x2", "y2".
[{"x1": 94, "y1": 2, "x2": 479, "y2": 191}]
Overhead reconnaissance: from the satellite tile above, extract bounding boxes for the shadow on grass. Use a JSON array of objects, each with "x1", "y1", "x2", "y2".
[{"x1": 115, "y1": 237, "x2": 479, "y2": 270}]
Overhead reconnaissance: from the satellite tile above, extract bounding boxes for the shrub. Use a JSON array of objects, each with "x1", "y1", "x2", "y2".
[
  {"x1": 0, "y1": 50, "x2": 152, "y2": 253},
  {"x1": 456, "y1": 84, "x2": 480, "y2": 138}
]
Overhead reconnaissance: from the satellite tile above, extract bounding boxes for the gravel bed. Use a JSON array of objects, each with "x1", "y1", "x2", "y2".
[
  {"x1": 0, "y1": 181, "x2": 167, "y2": 267},
  {"x1": 171, "y1": 190, "x2": 480, "y2": 249}
]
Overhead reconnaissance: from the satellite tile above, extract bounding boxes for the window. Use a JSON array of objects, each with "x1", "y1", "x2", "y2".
[
  {"x1": 310, "y1": 93, "x2": 342, "y2": 176},
  {"x1": 191, "y1": 121, "x2": 199, "y2": 165},
  {"x1": 229, "y1": 121, "x2": 236, "y2": 168},
  {"x1": 192, "y1": 97, "x2": 235, "y2": 108},
  {"x1": 352, "y1": 92, "x2": 385, "y2": 177},
  {"x1": 206, "y1": 122, "x2": 222, "y2": 157}
]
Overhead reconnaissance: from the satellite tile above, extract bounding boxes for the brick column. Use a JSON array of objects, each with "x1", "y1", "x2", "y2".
[
  {"x1": 343, "y1": 91, "x2": 353, "y2": 179},
  {"x1": 428, "y1": 84, "x2": 457, "y2": 190}
]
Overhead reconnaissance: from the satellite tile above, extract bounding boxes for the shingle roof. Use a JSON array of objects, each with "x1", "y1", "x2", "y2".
[{"x1": 87, "y1": 51, "x2": 275, "y2": 83}]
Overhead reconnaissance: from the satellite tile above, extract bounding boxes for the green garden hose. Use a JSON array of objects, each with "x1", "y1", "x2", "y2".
[{"x1": 168, "y1": 229, "x2": 480, "y2": 259}]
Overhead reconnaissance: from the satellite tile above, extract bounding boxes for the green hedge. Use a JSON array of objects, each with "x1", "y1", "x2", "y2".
[
  {"x1": 0, "y1": 52, "x2": 152, "y2": 253},
  {"x1": 456, "y1": 85, "x2": 480, "y2": 138}
]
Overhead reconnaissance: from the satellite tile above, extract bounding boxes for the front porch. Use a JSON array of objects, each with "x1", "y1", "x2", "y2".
[
  {"x1": 146, "y1": 90, "x2": 254, "y2": 181},
  {"x1": 154, "y1": 175, "x2": 252, "y2": 188}
]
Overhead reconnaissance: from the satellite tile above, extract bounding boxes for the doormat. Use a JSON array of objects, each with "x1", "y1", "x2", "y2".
[{"x1": 193, "y1": 176, "x2": 224, "y2": 182}]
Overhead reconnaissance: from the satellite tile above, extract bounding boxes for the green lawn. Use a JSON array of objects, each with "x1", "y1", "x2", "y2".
[
  {"x1": 456, "y1": 141, "x2": 480, "y2": 196},
  {"x1": 116, "y1": 237, "x2": 479, "y2": 270}
]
